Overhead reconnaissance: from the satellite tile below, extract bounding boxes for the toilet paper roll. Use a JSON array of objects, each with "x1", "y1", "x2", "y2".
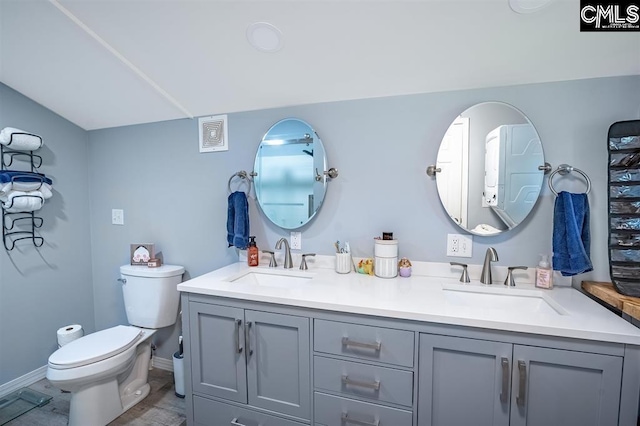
[{"x1": 57, "y1": 324, "x2": 83, "y2": 347}]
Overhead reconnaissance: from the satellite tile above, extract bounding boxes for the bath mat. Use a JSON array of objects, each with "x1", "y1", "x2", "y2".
[{"x1": 0, "y1": 388, "x2": 52, "y2": 425}]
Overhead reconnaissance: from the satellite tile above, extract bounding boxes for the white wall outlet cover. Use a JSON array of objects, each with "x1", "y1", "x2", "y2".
[
  {"x1": 447, "y1": 233, "x2": 473, "y2": 257},
  {"x1": 198, "y1": 115, "x2": 228, "y2": 153},
  {"x1": 290, "y1": 231, "x2": 302, "y2": 250}
]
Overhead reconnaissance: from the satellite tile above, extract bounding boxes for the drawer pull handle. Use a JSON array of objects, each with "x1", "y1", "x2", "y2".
[
  {"x1": 245, "y1": 321, "x2": 253, "y2": 356},
  {"x1": 230, "y1": 418, "x2": 247, "y2": 426},
  {"x1": 500, "y1": 357, "x2": 509, "y2": 403},
  {"x1": 341, "y1": 412, "x2": 380, "y2": 426},
  {"x1": 341, "y1": 337, "x2": 382, "y2": 351},
  {"x1": 235, "y1": 319, "x2": 243, "y2": 354},
  {"x1": 341, "y1": 375, "x2": 381, "y2": 390},
  {"x1": 516, "y1": 360, "x2": 527, "y2": 408}
]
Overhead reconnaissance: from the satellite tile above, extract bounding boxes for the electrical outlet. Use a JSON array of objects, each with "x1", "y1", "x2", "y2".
[
  {"x1": 447, "y1": 233, "x2": 472, "y2": 257},
  {"x1": 111, "y1": 209, "x2": 124, "y2": 225},
  {"x1": 290, "y1": 231, "x2": 302, "y2": 250}
]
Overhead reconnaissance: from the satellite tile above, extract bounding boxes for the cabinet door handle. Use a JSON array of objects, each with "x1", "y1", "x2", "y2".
[
  {"x1": 230, "y1": 418, "x2": 247, "y2": 426},
  {"x1": 234, "y1": 319, "x2": 243, "y2": 354},
  {"x1": 341, "y1": 337, "x2": 382, "y2": 352},
  {"x1": 341, "y1": 412, "x2": 380, "y2": 426},
  {"x1": 341, "y1": 375, "x2": 381, "y2": 390},
  {"x1": 245, "y1": 321, "x2": 253, "y2": 356},
  {"x1": 516, "y1": 360, "x2": 527, "y2": 407},
  {"x1": 500, "y1": 357, "x2": 509, "y2": 403}
]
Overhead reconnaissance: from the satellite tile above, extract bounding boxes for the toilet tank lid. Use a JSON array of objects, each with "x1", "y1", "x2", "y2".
[
  {"x1": 120, "y1": 264, "x2": 185, "y2": 278},
  {"x1": 48, "y1": 325, "x2": 143, "y2": 369}
]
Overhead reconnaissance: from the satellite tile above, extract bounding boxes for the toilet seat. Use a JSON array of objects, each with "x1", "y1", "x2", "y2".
[{"x1": 49, "y1": 325, "x2": 143, "y2": 369}]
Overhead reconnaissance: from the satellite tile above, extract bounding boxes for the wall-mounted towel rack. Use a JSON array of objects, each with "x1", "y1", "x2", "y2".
[
  {"x1": 548, "y1": 164, "x2": 591, "y2": 196},
  {"x1": 1, "y1": 135, "x2": 50, "y2": 250},
  {"x1": 228, "y1": 170, "x2": 257, "y2": 194}
]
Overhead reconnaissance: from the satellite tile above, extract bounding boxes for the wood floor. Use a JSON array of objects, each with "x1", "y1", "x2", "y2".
[{"x1": 5, "y1": 367, "x2": 186, "y2": 426}]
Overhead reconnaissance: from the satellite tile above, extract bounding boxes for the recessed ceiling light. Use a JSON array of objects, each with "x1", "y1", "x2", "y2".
[
  {"x1": 509, "y1": 0, "x2": 554, "y2": 14},
  {"x1": 246, "y1": 22, "x2": 283, "y2": 53}
]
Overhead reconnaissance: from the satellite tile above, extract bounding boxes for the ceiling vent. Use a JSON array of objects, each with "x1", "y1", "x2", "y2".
[{"x1": 198, "y1": 115, "x2": 228, "y2": 153}]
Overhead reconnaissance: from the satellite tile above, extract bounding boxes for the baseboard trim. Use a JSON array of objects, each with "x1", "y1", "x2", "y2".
[
  {"x1": 0, "y1": 365, "x2": 47, "y2": 398},
  {"x1": 152, "y1": 356, "x2": 173, "y2": 372}
]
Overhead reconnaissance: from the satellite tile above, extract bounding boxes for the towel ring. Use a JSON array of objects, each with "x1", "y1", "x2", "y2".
[
  {"x1": 227, "y1": 170, "x2": 256, "y2": 194},
  {"x1": 548, "y1": 164, "x2": 591, "y2": 196}
]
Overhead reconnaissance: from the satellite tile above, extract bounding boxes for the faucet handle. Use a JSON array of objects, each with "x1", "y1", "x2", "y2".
[
  {"x1": 450, "y1": 262, "x2": 470, "y2": 283},
  {"x1": 300, "y1": 253, "x2": 316, "y2": 270},
  {"x1": 504, "y1": 266, "x2": 528, "y2": 287},
  {"x1": 263, "y1": 250, "x2": 277, "y2": 268}
]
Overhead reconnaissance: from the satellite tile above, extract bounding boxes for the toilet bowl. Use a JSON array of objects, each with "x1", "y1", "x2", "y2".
[{"x1": 46, "y1": 264, "x2": 184, "y2": 426}]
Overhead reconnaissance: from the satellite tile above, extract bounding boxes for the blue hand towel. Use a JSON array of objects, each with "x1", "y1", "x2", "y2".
[
  {"x1": 227, "y1": 191, "x2": 249, "y2": 250},
  {"x1": 552, "y1": 191, "x2": 593, "y2": 276}
]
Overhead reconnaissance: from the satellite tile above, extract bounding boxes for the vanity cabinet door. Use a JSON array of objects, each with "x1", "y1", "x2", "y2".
[
  {"x1": 189, "y1": 302, "x2": 247, "y2": 403},
  {"x1": 245, "y1": 310, "x2": 310, "y2": 419},
  {"x1": 510, "y1": 345, "x2": 622, "y2": 426},
  {"x1": 418, "y1": 334, "x2": 511, "y2": 426}
]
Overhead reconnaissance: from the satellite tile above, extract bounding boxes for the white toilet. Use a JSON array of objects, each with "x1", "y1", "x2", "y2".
[{"x1": 46, "y1": 264, "x2": 185, "y2": 426}]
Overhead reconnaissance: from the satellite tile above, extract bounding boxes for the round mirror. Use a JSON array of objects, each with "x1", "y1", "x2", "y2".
[
  {"x1": 254, "y1": 118, "x2": 328, "y2": 229},
  {"x1": 435, "y1": 101, "x2": 545, "y2": 236}
]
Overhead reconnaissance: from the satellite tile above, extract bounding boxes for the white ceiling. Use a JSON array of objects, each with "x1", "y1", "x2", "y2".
[{"x1": 1, "y1": 0, "x2": 639, "y2": 131}]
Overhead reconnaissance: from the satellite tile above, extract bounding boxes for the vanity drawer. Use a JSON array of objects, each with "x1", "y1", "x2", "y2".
[
  {"x1": 314, "y1": 392, "x2": 413, "y2": 426},
  {"x1": 193, "y1": 395, "x2": 304, "y2": 426},
  {"x1": 314, "y1": 319, "x2": 414, "y2": 367},
  {"x1": 314, "y1": 356, "x2": 413, "y2": 407}
]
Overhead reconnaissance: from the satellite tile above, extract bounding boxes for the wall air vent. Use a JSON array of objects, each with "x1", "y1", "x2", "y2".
[{"x1": 198, "y1": 115, "x2": 228, "y2": 153}]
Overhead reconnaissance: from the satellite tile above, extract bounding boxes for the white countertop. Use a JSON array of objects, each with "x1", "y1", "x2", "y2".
[{"x1": 177, "y1": 257, "x2": 640, "y2": 346}]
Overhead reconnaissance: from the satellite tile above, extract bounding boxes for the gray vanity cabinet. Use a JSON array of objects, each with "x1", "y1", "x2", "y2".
[
  {"x1": 418, "y1": 334, "x2": 623, "y2": 426},
  {"x1": 188, "y1": 301, "x2": 311, "y2": 422},
  {"x1": 189, "y1": 303, "x2": 247, "y2": 403},
  {"x1": 509, "y1": 345, "x2": 622, "y2": 426},
  {"x1": 183, "y1": 292, "x2": 638, "y2": 426},
  {"x1": 418, "y1": 334, "x2": 511, "y2": 426}
]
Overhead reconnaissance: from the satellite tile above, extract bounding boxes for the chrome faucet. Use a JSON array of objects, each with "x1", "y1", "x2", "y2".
[
  {"x1": 480, "y1": 247, "x2": 499, "y2": 284},
  {"x1": 275, "y1": 238, "x2": 293, "y2": 269}
]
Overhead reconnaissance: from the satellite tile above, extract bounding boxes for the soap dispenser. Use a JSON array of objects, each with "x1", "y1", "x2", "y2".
[
  {"x1": 535, "y1": 254, "x2": 553, "y2": 289},
  {"x1": 248, "y1": 236, "x2": 259, "y2": 267}
]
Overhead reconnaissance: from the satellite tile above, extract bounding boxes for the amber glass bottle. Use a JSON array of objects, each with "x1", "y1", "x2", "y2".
[{"x1": 248, "y1": 236, "x2": 259, "y2": 267}]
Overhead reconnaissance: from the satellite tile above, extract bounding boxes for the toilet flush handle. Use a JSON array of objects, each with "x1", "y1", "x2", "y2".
[{"x1": 117, "y1": 277, "x2": 127, "y2": 284}]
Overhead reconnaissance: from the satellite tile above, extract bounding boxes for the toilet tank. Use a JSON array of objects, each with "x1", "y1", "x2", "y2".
[{"x1": 119, "y1": 264, "x2": 185, "y2": 329}]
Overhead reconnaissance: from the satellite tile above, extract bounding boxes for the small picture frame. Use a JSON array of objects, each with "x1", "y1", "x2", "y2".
[
  {"x1": 198, "y1": 114, "x2": 228, "y2": 153},
  {"x1": 130, "y1": 243, "x2": 155, "y2": 265}
]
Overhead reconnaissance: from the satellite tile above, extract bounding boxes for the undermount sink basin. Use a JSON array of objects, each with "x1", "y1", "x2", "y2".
[
  {"x1": 227, "y1": 269, "x2": 313, "y2": 288},
  {"x1": 442, "y1": 284, "x2": 567, "y2": 316}
]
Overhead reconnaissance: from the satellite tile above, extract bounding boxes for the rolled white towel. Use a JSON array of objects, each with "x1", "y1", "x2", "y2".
[
  {"x1": 40, "y1": 183, "x2": 53, "y2": 199},
  {"x1": 0, "y1": 127, "x2": 43, "y2": 151},
  {"x1": 0, "y1": 181, "x2": 51, "y2": 196},
  {"x1": 0, "y1": 183, "x2": 52, "y2": 201},
  {"x1": 2, "y1": 191, "x2": 44, "y2": 213}
]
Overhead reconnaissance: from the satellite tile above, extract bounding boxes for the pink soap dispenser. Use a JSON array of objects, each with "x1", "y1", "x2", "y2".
[{"x1": 535, "y1": 254, "x2": 553, "y2": 289}]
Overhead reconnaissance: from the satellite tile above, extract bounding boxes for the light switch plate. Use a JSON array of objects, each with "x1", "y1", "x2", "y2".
[
  {"x1": 447, "y1": 233, "x2": 472, "y2": 257},
  {"x1": 112, "y1": 209, "x2": 124, "y2": 225},
  {"x1": 290, "y1": 231, "x2": 302, "y2": 250}
]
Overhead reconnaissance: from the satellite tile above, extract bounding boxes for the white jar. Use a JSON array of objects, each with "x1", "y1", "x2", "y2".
[{"x1": 374, "y1": 239, "x2": 398, "y2": 278}]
